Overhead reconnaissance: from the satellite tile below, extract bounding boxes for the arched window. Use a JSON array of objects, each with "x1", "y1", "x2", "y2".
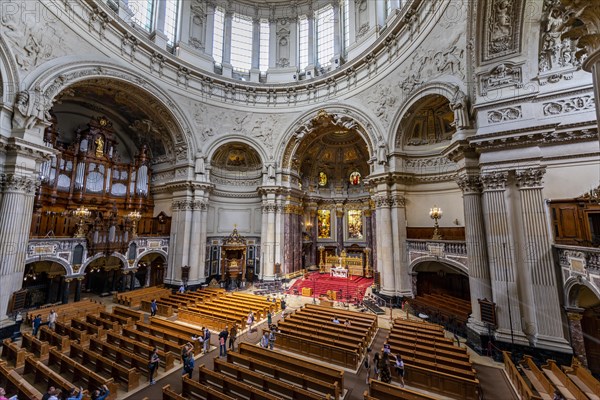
[
  {"x1": 231, "y1": 14, "x2": 253, "y2": 72},
  {"x1": 259, "y1": 19, "x2": 270, "y2": 72},
  {"x1": 213, "y1": 7, "x2": 225, "y2": 64},
  {"x1": 129, "y1": 0, "x2": 181, "y2": 47},
  {"x1": 298, "y1": 16, "x2": 309, "y2": 70}
]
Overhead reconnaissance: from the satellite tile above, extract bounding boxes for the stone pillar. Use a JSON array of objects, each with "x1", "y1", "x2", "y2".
[
  {"x1": 480, "y1": 172, "x2": 527, "y2": 346},
  {"x1": 166, "y1": 198, "x2": 192, "y2": 285},
  {"x1": 205, "y1": 2, "x2": 216, "y2": 57},
  {"x1": 345, "y1": 0, "x2": 356, "y2": 47},
  {"x1": 0, "y1": 174, "x2": 38, "y2": 321},
  {"x1": 120, "y1": 272, "x2": 127, "y2": 292},
  {"x1": 331, "y1": 0, "x2": 341, "y2": 64},
  {"x1": 306, "y1": 10, "x2": 315, "y2": 69},
  {"x1": 566, "y1": 308, "x2": 588, "y2": 367},
  {"x1": 375, "y1": 194, "x2": 395, "y2": 296},
  {"x1": 364, "y1": 209, "x2": 374, "y2": 269},
  {"x1": 130, "y1": 271, "x2": 136, "y2": 291},
  {"x1": 74, "y1": 278, "x2": 82, "y2": 302},
  {"x1": 222, "y1": 9, "x2": 233, "y2": 66},
  {"x1": 335, "y1": 207, "x2": 344, "y2": 253},
  {"x1": 261, "y1": 201, "x2": 277, "y2": 280},
  {"x1": 515, "y1": 167, "x2": 569, "y2": 349},
  {"x1": 187, "y1": 199, "x2": 203, "y2": 284},
  {"x1": 390, "y1": 194, "x2": 410, "y2": 297},
  {"x1": 198, "y1": 201, "x2": 209, "y2": 281},
  {"x1": 274, "y1": 197, "x2": 285, "y2": 273},
  {"x1": 375, "y1": 0, "x2": 386, "y2": 29},
  {"x1": 456, "y1": 173, "x2": 493, "y2": 333},
  {"x1": 62, "y1": 278, "x2": 71, "y2": 304},
  {"x1": 283, "y1": 208, "x2": 292, "y2": 275},
  {"x1": 251, "y1": 17, "x2": 261, "y2": 70}
]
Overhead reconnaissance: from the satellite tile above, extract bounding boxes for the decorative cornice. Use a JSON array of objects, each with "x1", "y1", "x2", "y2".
[{"x1": 515, "y1": 167, "x2": 545, "y2": 189}]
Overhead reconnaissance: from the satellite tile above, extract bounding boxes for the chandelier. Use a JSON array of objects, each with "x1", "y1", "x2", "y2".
[
  {"x1": 73, "y1": 206, "x2": 91, "y2": 238},
  {"x1": 127, "y1": 210, "x2": 142, "y2": 238},
  {"x1": 429, "y1": 205, "x2": 443, "y2": 240}
]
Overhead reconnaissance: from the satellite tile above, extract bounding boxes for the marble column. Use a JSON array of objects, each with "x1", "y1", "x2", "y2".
[
  {"x1": 0, "y1": 174, "x2": 37, "y2": 321},
  {"x1": 566, "y1": 309, "x2": 588, "y2": 367},
  {"x1": 130, "y1": 271, "x2": 136, "y2": 291},
  {"x1": 391, "y1": 194, "x2": 410, "y2": 296},
  {"x1": 310, "y1": 211, "x2": 318, "y2": 266},
  {"x1": 364, "y1": 210, "x2": 374, "y2": 269},
  {"x1": 480, "y1": 172, "x2": 526, "y2": 346},
  {"x1": 251, "y1": 17, "x2": 261, "y2": 70},
  {"x1": 306, "y1": 11, "x2": 315, "y2": 68},
  {"x1": 74, "y1": 278, "x2": 82, "y2": 302},
  {"x1": 166, "y1": 198, "x2": 192, "y2": 285},
  {"x1": 375, "y1": 195, "x2": 395, "y2": 296},
  {"x1": 205, "y1": 2, "x2": 216, "y2": 56},
  {"x1": 283, "y1": 207, "x2": 292, "y2": 275},
  {"x1": 516, "y1": 167, "x2": 569, "y2": 349},
  {"x1": 274, "y1": 198, "x2": 285, "y2": 274},
  {"x1": 198, "y1": 201, "x2": 209, "y2": 281},
  {"x1": 187, "y1": 199, "x2": 203, "y2": 284},
  {"x1": 262, "y1": 202, "x2": 277, "y2": 280},
  {"x1": 456, "y1": 173, "x2": 493, "y2": 333},
  {"x1": 222, "y1": 9, "x2": 233, "y2": 65},
  {"x1": 345, "y1": 0, "x2": 356, "y2": 46},
  {"x1": 331, "y1": 0, "x2": 341, "y2": 63},
  {"x1": 62, "y1": 278, "x2": 71, "y2": 304},
  {"x1": 336, "y1": 207, "x2": 344, "y2": 253}
]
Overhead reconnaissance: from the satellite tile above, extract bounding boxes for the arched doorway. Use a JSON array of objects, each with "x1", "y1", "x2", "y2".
[
  {"x1": 83, "y1": 256, "x2": 125, "y2": 295},
  {"x1": 137, "y1": 253, "x2": 167, "y2": 287},
  {"x1": 22, "y1": 260, "x2": 68, "y2": 307},
  {"x1": 568, "y1": 284, "x2": 600, "y2": 375},
  {"x1": 413, "y1": 261, "x2": 470, "y2": 300}
]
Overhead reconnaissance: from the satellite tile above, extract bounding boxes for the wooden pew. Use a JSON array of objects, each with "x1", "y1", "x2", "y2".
[
  {"x1": 100, "y1": 310, "x2": 133, "y2": 326},
  {"x1": 561, "y1": 358, "x2": 600, "y2": 400},
  {"x1": 1, "y1": 338, "x2": 27, "y2": 368},
  {"x1": 135, "y1": 321, "x2": 202, "y2": 354},
  {"x1": 39, "y1": 326, "x2": 71, "y2": 352},
  {"x1": 113, "y1": 306, "x2": 144, "y2": 322},
  {"x1": 23, "y1": 356, "x2": 77, "y2": 396},
  {"x1": 70, "y1": 318, "x2": 106, "y2": 338},
  {"x1": 141, "y1": 299, "x2": 174, "y2": 317},
  {"x1": 197, "y1": 364, "x2": 282, "y2": 400},
  {"x1": 89, "y1": 338, "x2": 157, "y2": 375},
  {"x1": 150, "y1": 318, "x2": 204, "y2": 340},
  {"x1": 181, "y1": 376, "x2": 237, "y2": 400},
  {"x1": 278, "y1": 319, "x2": 366, "y2": 349},
  {"x1": 542, "y1": 360, "x2": 588, "y2": 400},
  {"x1": 177, "y1": 309, "x2": 234, "y2": 332},
  {"x1": 21, "y1": 332, "x2": 52, "y2": 359},
  {"x1": 47, "y1": 348, "x2": 118, "y2": 400},
  {"x1": 69, "y1": 342, "x2": 140, "y2": 391},
  {"x1": 226, "y1": 351, "x2": 340, "y2": 400},
  {"x1": 520, "y1": 355, "x2": 555, "y2": 399},
  {"x1": 55, "y1": 321, "x2": 90, "y2": 345},
  {"x1": 0, "y1": 360, "x2": 43, "y2": 400},
  {"x1": 238, "y1": 342, "x2": 344, "y2": 390},
  {"x1": 86, "y1": 314, "x2": 121, "y2": 332},
  {"x1": 121, "y1": 326, "x2": 183, "y2": 356},
  {"x1": 213, "y1": 357, "x2": 328, "y2": 399},
  {"x1": 366, "y1": 379, "x2": 439, "y2": 400},
  {"x1": 105, "y1": 331, "x2": 175, "y2": 370},
  {"x1": 162, "y1": 384, "x2": 187, "y2": 400},
  {"x1": 25, "y1": 299, "x2": 104, "y2": 325},
  {"x1": 503, "y1": 352, "x2": 543, "y2": 400}
]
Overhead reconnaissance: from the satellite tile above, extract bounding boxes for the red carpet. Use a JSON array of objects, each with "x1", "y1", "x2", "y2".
[{"x1": 287, "y1": 272, "x2": 373, "y2": 302}]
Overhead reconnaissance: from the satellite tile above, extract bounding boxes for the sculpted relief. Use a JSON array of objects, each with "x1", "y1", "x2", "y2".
[{"x1": 482, "y1": 0, "x2": 524, "y2": 62}]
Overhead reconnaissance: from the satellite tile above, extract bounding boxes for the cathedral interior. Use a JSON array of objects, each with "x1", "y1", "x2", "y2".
[{"x1": 1, "y1": 0, "x2": 600, "y2": 398}]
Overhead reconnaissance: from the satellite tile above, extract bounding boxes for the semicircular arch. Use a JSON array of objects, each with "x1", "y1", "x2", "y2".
[
  {"x1": 24, "y1": 61, "x2": 197, "y2": 164},
  {"x1": 133, "y1": 250, "x2": 168, "y2": 268},
  {"x1": 390, "y1": 81, "x2": 465, "y2": 151},
  {"x1": 0, "y1": 35, "x2": 20, "y2": 107},
  {"x1": 25, "y1": 256, "x2": 72, "y2": 276},
  {"x1": 81, "y1": 252, "x2": 128, "y2": 273},
  {"x1": 204, "y1": 135, "x2": 268, "y2": 166},
  {"x1": 564, "y1": 277, "x2": 600, "y2": 309},
  {"x1": 409, "y1": 256, "x2": 468, "y2": 276},
  {"x1": 277, "y1": 104, "x2": 382, "y2": 171}
]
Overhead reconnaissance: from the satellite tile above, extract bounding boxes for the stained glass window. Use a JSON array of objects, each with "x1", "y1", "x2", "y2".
[
  {"x1": 318, "y1": 210, "x2": 331, "y2": 238},
  {"x1": 349, "y1": 171, "x2": 361, "y2": 185}
]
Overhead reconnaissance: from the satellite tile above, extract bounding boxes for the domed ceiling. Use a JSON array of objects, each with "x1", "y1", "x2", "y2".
[{"x1": 211, "y1": 142, "x2": 262, "y2": 171}]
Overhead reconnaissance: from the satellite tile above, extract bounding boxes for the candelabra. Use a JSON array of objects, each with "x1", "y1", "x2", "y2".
[
  {"x1": 429, "y1": 205, "x2": 443, "y2": 240},
  {"x1": 364, "y1": 247, "x2": 372, "y2": 278},
  {"x1": 127, "y1": 210, "x2": 142, "y2": 238},
  {"x1": 73, "y1": 206, "x2": 91, "y2": 238}
]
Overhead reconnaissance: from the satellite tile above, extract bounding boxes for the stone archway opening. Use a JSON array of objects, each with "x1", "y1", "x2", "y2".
[
  {"x1": 569, "y1": 284, "x2": 600, "y2": 375},
  {"x1": 413, "y1": 261, "x2": 469, "y2": 300},
  {"x1": 22, "y1": 260, "x2": 68, "y2": 307},
  {"x1": 137, "y1": 253, "x2": 167, "y2": 287},
  {"x1": 83, "y1": 255, "x2": 125, "y2": 295}
]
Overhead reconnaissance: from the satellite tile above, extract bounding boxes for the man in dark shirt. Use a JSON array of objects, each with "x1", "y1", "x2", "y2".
[
  {"x1": 218, "y1": 326, "x2": 229, "y2": 357},
  {"x1": 41, "y1": 386, "x2": 56, "y2": 400}
]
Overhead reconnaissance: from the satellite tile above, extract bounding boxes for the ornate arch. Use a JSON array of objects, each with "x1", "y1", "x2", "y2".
[
  {"x1": 0, "y1": 34, "x2": 20, "y2": 107},
  {"x1": 277, "y1": 105, "x2": 381, "y2": 171},
  {"x1": 80, "y1": 251, "x2": 128, "y2": 273},
  {"x1": 409, "y1": 257, "x2": 469, "y2": 276},
  {"x1": 133, "y1": 249, "x2": 168, "y2": 269},
  {"x1": 24, "y1": 61, "x2": 196, "y2": 164},
  {"x1": 204, "y1": 135, "x2": 268, "y2": 166},
  {"x1": 24, "y1": 256, "x2": 73, "y2": 276},
  {"x1": 564, "y1": 276, "x2": 600, "y2": 309},
  {"x1": 390, "y1": 81, "x2": 466, "y2": 151}
]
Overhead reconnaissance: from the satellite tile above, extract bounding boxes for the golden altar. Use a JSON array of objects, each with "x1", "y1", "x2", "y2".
[{"x1": 321, "y1": 250, "x2": 364, "y2": 276}]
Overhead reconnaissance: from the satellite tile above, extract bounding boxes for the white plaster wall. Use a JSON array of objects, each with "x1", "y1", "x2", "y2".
[{"x1": 405, "y1": 190, "x2": 464, "y2": 227}]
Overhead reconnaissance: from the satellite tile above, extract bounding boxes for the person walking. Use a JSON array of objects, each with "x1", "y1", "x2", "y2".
[
  {"x1": 268, "y1": 328, "x2": 276, "y2": 350},
  {"x1": 247, "y1": 311, "x2": 254, "y2": 332},
  {"x1": 150, "y1": 299, "x2": 157, "y2": 317},
  {"x1": 373, "y1": 351, "x2": 380, "y2": 380},
  {"x1": 394, "y1": 353, "x2": 405, "y2": 387},
  {"x1": 228, "y1": 324, "x2": 237, "y2": 351},
  {"x1": 47, "y1": 309, "x2": 58, "y2": 330},
  {"x1": 364, "y1": 348, "x2": 372, "y2": 384},
  {"x1": 181, "y1": 342, "x2": 194, "y2": 378},
  {"x1": 202, "y1": 327, "x2": 211, "y2": 354},
  {"x1": 260, "y1": 332, "x2": 269, "y2": 348},
  {"x1": 267, "y1": 310, "x2": 272, "y2": 327},
  {"x1": 218, "y1": 326, "x2": 229, "y2": 357},
  {"x1": 379, "y1": 351, "x2": 392, "y2": 383},
  {"x1": 148, "y1": 347, "x2": 160, "y2": 385},
  {"x1": 32, "y1": 314, "x2": 42, "y2": 337}
]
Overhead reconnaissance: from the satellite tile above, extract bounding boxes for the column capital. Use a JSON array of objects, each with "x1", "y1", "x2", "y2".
[
  {"x1": 561, "y1": 3, "x2": 600, "y2": 71},
  {"x1": 481, "y1": 171, "x2": 508, "y2": 191},
  {"x1": 390, "y1": 195, "x2": 406, "y2": 207},
  {"x1": 172, "y1": 199, "x2": 193, "y2": 211},
  {"x1": 567, "y1": 311, "x2": 584, "y2": 321},
  {"x1": 456, "y1": 173, "x2": 482, "y2": 194},
  {"x1": 374, "y1": 195, "x2": 392, "y2": 208},
  {"x1": 515, "y1": 167, "x2": 546, "y2": 189},
  {"x1": 1, "y1": 173, "x2": 39, "y2": 194}
]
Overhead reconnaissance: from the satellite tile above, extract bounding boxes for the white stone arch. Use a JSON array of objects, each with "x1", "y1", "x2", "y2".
[
  {"x1": 409, "y1": 257, "x2": 469, "y2": 276},
  {"x1": 23, "y1": 60, "x2": 197, "y2": 164},
  {"x1": 389, "y1": 80, "x2": 466, "y2": 151},
  {"x1": 564, "y1": 276, "x2": 600, "y2": 309},
  {"x1": 276, "y1": 104, "x2": 382, "y2": 171},
  {"x1": 133, "y1": 249, "x2": 168, "y2": 269},
  {"x1": 80, "y1": 251, "x2": 128, "y2": 273},
  {"x1": 24, "y1": 256, "x2": 73, "y2": 276},
  {"x1": 0, "y1": 34, "x2": 20, "y2": 108},
  {"x1": 204, "y1": 135, "x2": 268, "y2": 167}
]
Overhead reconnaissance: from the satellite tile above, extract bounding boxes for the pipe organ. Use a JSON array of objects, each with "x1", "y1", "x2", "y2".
[{"x1": 30, "y1": 116, "x2": 170, "y2": 245}]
